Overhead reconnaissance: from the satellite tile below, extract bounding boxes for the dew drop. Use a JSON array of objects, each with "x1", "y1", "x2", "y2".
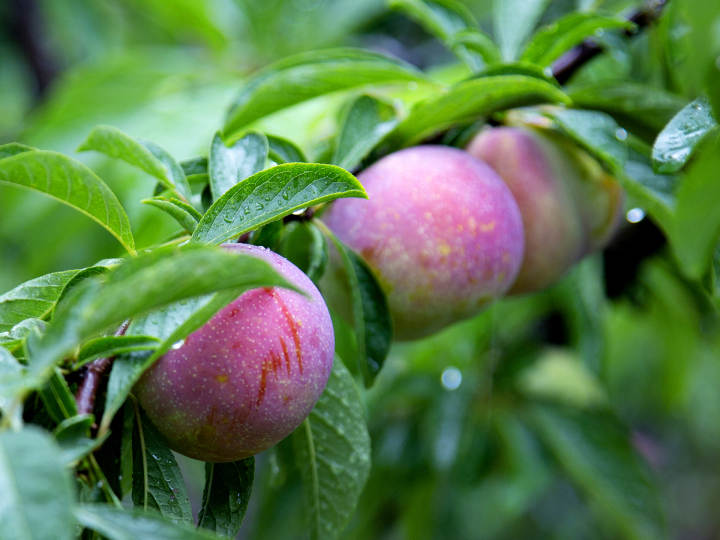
[
  {"x1": 255, "y1": 202, "x2": 264, "y2": 211},
  {"x1": 615, "y1": 128, "x2": 628, "y2": 141},
  {"x1": 171, "y1": 340, "x2": 185, "y2": 350},
  {"x1": 441, "y1": 367, "x2": 462, "y2": 391},
  {"x1": 626, "y1": 207, "x2": 645, "y2": 223}
]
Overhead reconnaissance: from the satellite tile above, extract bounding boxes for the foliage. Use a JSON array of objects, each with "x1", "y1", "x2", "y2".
[{"x1": 1, "y1": 0, "x2": 720, "y2": 539}]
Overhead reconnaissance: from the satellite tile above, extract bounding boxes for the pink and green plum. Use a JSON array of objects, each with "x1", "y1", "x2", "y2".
[
  {"x1": 134, "y1": 244, "x2": 334, "y2": 462},
  {"x1": 466, "y1": 126, "x2": 624, "y2": 294},
  {"x1": 323, "y1": 145, "x2": 525, "y2": 340}
]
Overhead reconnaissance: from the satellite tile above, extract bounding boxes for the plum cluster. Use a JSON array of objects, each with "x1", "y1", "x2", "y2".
[
  {"x1": 135, "y1": 125, "x2": 623, "y2": 462},
  {"x1": 326, "y1": 125, "x2": 623, "y2": 338}
]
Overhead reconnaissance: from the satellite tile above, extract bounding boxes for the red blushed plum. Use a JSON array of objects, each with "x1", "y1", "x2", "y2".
[
  {"x1": 324, "y1": 145, "x2": 524, "y2": 340},
  {"x1": 134, "y1": 244, "x2": 334, "y2": 462},
  {"x1": 467, "y1": 126, "x2": 624, "y2": 294}
]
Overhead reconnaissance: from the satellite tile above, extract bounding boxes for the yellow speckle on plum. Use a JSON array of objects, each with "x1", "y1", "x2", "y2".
[{"x1": 480, "y1": 221, "x2": 496, "y2": 232}]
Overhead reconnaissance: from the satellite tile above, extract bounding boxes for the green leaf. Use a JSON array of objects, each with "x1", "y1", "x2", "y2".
[
  {"x1": 319, "y1": 226, "x2": 391, "y2": 385},
  {"x1": 209, "y1": 131, "x2": 269, "y2": 200},
  {"x1": 478, "y1": 61, "x2": 558, "y2": 83},
  {"x1": 55, "y1": 261, "x2": 119, "y2": 308},
  {"x1": 493, "y1": 0, "x2": 550, "y2": 61},
  {"x1": 545, "y1": 108, "x2": 677, "y2": 229},
  {"x1": 76, "y1": 504, "x2": 222, "y2": 540},
  {"x1": 670, "y1": 133, "x2": 720, "y2": 279},
  {"x1": 119, "y1": 403, "x2": 135, "y2": 496},
  {"x1": 0, "y1": 269, "x2": 79, "y2": 333},
  {"x1": 142, "y1": 196, "x2": 202, "y2": 232},
  {"x1": 0, "y1": 346, "x2": 24, "y2": 422},
  {"x1": 530, "y1": 404, "x2": 665, "y2": 540},
  {"x1": 0, "y1": 150, "x2": 135, "y2": 253},
  {"x1": 76, "y1": 334, "x2": 161, "y2": 367},
  {"x1": 448, "y1": 29, "x2": 503, "y2": 66},
  {"x1": 389, "y1": 0, "x2": 491, "y2": 71},
  {"x1": 54, "y1": 414, "x2": 107, "y2": 466},
  {"x1": 101, "y1": 290, "x2": 242, "y2": 433},
  {"x1": 141, "y1": 140, "x2": 193, "y2": 202},
  {"x1": 0, "y1": 142, "x2": 35, "y2": 159},
  {"x1": 568, "y1": 83, "x2": 686, "y2": 134},
  {"x1": 292, "y1": 359, "x2": 371, "y2": 540},
  {"x1": 652, "y1": 97, "x2": 718, "y2": 174},
  {"x1": 278, "y1": 222, "x2": 328, "y2": 284},
  {"x1": 267, "y1": 134, "x2": 307, "y2": 164},
  {"x1": 180, "y1": 157, "x2": 208, "y2": 176},
  {"x1": 223, "y1": 48, "x2": 429, "y2": 139},
  {"x1": 192, "y1": 163, "x2": 367, "y2": 245},
  {"x1": 132, "y1": 408, "x2": 192, "y2": 524},
  {"x1": 0, "y1": 427, "x2": 75, "y2": 540},
  {"x1": 332, "y1": 95, "x2": 398, "y2": 171},
  {"x1": 24, "y1": 245, "x2": 297, "y2": 403},
  {"x1": 0, "y1": 318, "x2": 46, "y2": 353},
  {"x1": 38, "y1": 368, "x2": 77, "y2": 424},
  {"x1": 521, "y1": 13, "x2": 632, "y2": 67},
  {"x1": 198, "y1": 458, "x2": 254, "y2": 537},
  {"x1": 77, "y1": 125, "x2": 191, "y2": 199},
  {"x1": 385, "y1": 75, "x2": 569, "y2": 147}
]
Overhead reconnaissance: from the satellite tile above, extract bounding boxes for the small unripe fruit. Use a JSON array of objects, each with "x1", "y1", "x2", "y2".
[
  {"x1": 324, "y1": 145, "x2": 524, "y2": 340},
  {"x1": 467, "y1": 126, "x2": 623, "y2": 294},
  {"x1": 135, "y1": 244, "x2": 334, "y2": 462}
]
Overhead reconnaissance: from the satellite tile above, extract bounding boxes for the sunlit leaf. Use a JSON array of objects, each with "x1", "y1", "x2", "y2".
[
  {"x1": 332, "y1": 95, "x2": 398, "y2": 171},
  {"x1": 142, "y1": 196, "x2": 202, "y2": 232},
  {"x1": 209, "y1": 131, "x2": 269, "y2": 200},
  {"x1": 0, "y1": 150, "x2": 135, "y2": 253},
  {"x1": 192, "y1": 163, "x2": 366, "y2": 245},
  {"x1": 385, "y1": 75, "x2": 569, "y2": 147},
  {"x1": 223, "y1": 48, "x2": 429, "y2": 138}
]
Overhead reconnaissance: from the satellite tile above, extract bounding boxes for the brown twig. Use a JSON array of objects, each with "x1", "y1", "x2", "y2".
[
  {"x1": 552, "y1": 0, "x2": 668, "y2": 84},
  {"x1": 75, "y1": 321, "x2": 130, "y2": 418}
]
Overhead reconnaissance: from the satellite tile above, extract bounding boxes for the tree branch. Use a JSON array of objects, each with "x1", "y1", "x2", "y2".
[
  {"x1": 75, "y1": 321, "x2": 129, "y2": 418},
  {"x1": 552, "y1": 0, "x2": 668, "y2": 84}
]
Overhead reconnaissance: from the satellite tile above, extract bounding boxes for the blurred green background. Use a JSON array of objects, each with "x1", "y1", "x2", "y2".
[{"x1": 2, "y1": 0, "x2": 720, "y2": 538}]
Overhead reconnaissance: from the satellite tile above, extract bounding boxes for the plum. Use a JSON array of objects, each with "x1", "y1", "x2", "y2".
[
  {"x1": 134, "y1": 243, "x2": 334, "y2": 462},
  {"x1": 467, "y1": 126, "x2": 624, "y2": 294},
  {"x1": 323, "y1": 145, "x2": 524, "y2": 340}
]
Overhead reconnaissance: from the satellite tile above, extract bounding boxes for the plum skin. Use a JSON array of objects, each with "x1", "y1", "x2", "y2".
[
  {"x1": 467, "y1": 126, "x2": 624, "y2": 294},
  {"x1": 324, "y1": 145, "x2": 524, "y2": 340},
  {"x1": 134, "y1": 244, "x2": 334, "y2": 462}
]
